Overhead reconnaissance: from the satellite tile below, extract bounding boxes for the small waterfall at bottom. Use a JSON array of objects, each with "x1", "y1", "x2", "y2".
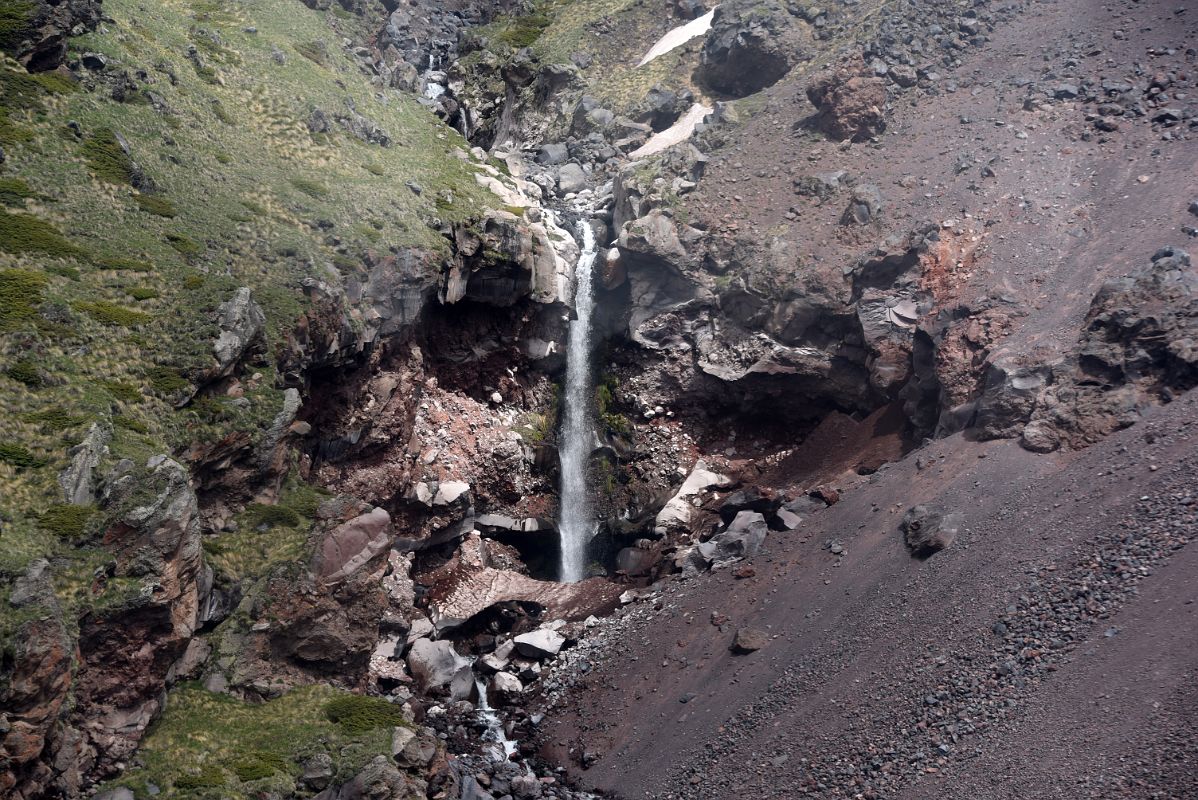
[
  {"x1": 474, "y1": 677, "x2": 519, "y2": 760},
  {"x1": 558, "y1": 220, "x2": 599, "y2": 583}
]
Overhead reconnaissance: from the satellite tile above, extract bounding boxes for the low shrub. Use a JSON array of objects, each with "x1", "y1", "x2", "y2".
[
  {"x1": 147, "y1": 366, "x2": 189, "y2": 394},
  {"x1": 0, "y1": 212, "x2": 83, "y2": 260},
  {"x1": 0, "y1": 176, "x2": 37, "y2": 205},
  {"x1": 0, "y1": 268, "x2": 47, "y2": 329},
  {"x1": 38, "y1": 504, "x2": 95, "y2": 539},
  {"x1": 134, "y1": 193, "x2": 177, "y2": 217},
  {"x1": 6, "y1": 357, "x2": 40, "y2": 386},
  {"x1": 126, "y1": 287, "x2": 159, "y2": 301},
  {"x1": 0, "y1": 442, "x2": 45, "y2": 468},
  {"x1": 323, "y1": 695, "x2": 406, "y2": 734},
  {"x1": 166, "y1": 232, "x2": 202, "y2": 258},
  {"x1": 95, "y1": 256, "x2": 153, "y2": 272},
  {"x1": 72, "y1": 300, "x2": 151, "y2": 327},
  {"x1": 81, "y1": 128, "x2": 135, "y2": 185},
  {"x1": 22, "y1": 408, "x2": 84, "y2": 430},
  {"x1": 290, "y1": 177, "x2": 329, "y2": 199},
  {"x1": 103, "y1": 380, "x2": 143, "y2": 403}
]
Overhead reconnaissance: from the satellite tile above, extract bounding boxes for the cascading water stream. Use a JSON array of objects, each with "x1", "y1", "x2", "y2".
[{"x1": 558, "y1": 221, "x2": 599, "y2": 583}]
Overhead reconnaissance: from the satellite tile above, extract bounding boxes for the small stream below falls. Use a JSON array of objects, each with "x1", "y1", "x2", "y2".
[{"x1": 558, "y1": 221, "x2": 600, "y2": 583}]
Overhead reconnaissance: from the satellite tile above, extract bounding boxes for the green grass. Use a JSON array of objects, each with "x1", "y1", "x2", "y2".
[{"x1": 107, "y1": 684, "x2": 400, "y2": 799}]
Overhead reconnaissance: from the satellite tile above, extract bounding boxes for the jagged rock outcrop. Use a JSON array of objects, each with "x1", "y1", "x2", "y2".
[
  {"x1": 969, "y1": 248, "x2": 1197, "y2": 451},
  {"x1": 5, "y1": 0, "x2": 102, "y2": 71}
]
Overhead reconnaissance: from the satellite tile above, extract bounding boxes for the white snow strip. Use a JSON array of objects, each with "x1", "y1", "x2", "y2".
[
  {"x1": 637, "y1": 8, "x2": 716, "y2": 67},
  {"x1": 629, "y1": 103, "x2": 712, "y2": 158}
]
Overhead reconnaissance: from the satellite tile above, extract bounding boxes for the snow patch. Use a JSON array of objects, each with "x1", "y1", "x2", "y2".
[
  {"x1": 637, "y1": 8, "x2": 717, "y2": 67},
  {"x1": 629, "y1": 103, "x2": 712, "y2": 158}
]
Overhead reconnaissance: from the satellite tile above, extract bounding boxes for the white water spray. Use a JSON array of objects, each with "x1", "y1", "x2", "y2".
[{"x1": 558, "y1": 221, "x2": 599, "y2": 583}]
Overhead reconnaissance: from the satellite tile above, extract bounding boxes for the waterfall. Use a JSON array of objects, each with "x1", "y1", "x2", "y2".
[{"x1": 558, "y1": 221, "x2": 599, "y2": 583}]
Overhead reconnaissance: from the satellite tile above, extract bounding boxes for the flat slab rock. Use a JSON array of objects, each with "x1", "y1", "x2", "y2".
[{"x1": 424, "y1": 534, "x2": 622, "y2": 632}]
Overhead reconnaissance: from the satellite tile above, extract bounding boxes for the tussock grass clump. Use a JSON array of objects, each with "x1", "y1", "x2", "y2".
[
  {"x1": 126, "y1": 286, "x2": 160, "y2": 301},
  {"x1": 96, "y1": 256, "x2": 153, "y2": 272},
  {"x1": 290, "y1": 177, "x2": 328, "y2": 199},
  {"x1": 0, "y1": 442, "x2": 45, "y2": 468},
  {"x1": 165, "y1": 232, "x2": 203, "y2": 258},
  {"x1": 21, "y1": 408, "x2": 84, "y2": 430},
  {"x1": 38, "y1": 504, "x2": 96, "y2": 539},
  {"x1": 0, "y1": 176, "x2": 37, "y2": 205},
  {"x1": 72, "y1": 300, "x2": 152, "y2": 327},
  {"x1": 6, "y1": 357, "x2": 41, "y2": 386},
  {"x1": 229, "y1": 752, "x2": 290, "y2": 782},
  {"x1": 323, "y1": 695, "x2": 406, "y2": 734},
  {"x1": 0, "y1": 212, "x2": 83, "y2": 260},
  {"x1": 81, "y1": 128, "x2": 136, "y2": 185},
  {"x1": 103, "y1": 380, "x2": 144, "y2": 403},
  {"x1": 0, "y1": 268, "x2": 48, "y2": 329},
  {"x1": 245, "y1": 503, "x2": 301, "y2": 530},
  {"x1": 135, "y1": 193, "x2": 177, "y2": 217}
]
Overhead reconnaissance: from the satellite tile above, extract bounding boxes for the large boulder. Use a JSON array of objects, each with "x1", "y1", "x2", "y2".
[
  {"x1": 513, "y1": 628, "x2": 565, "y2": 660},
  {"x1": 655, "y1": 461, "x2": 734, "y2": 536},
  {"x1": 901, "y1": 505, "x2": 963, "y2": 557},
  {"x1": 406, "y1": 639, "x2": 471, "y2": 693},
  {"x1": 806, "y1": 64, "x2": 889, "y2": 141},
  {"x1": 698, "y1": 0, "x2": 812, "y2": 96}
]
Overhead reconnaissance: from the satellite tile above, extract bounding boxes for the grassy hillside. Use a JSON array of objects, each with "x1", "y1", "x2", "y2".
[{"x1": 0, "y1": 0, "x2": 498, "y2": 605}]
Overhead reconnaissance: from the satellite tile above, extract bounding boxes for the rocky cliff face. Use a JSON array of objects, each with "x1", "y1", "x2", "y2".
[{"x1": 1, "y1": 0, "x2": 1196, "y2": 798}]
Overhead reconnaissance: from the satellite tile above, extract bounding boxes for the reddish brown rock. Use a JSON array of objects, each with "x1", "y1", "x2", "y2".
[{"x1": 806, "y1": 65, "x2": 889, "y2": 142}]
